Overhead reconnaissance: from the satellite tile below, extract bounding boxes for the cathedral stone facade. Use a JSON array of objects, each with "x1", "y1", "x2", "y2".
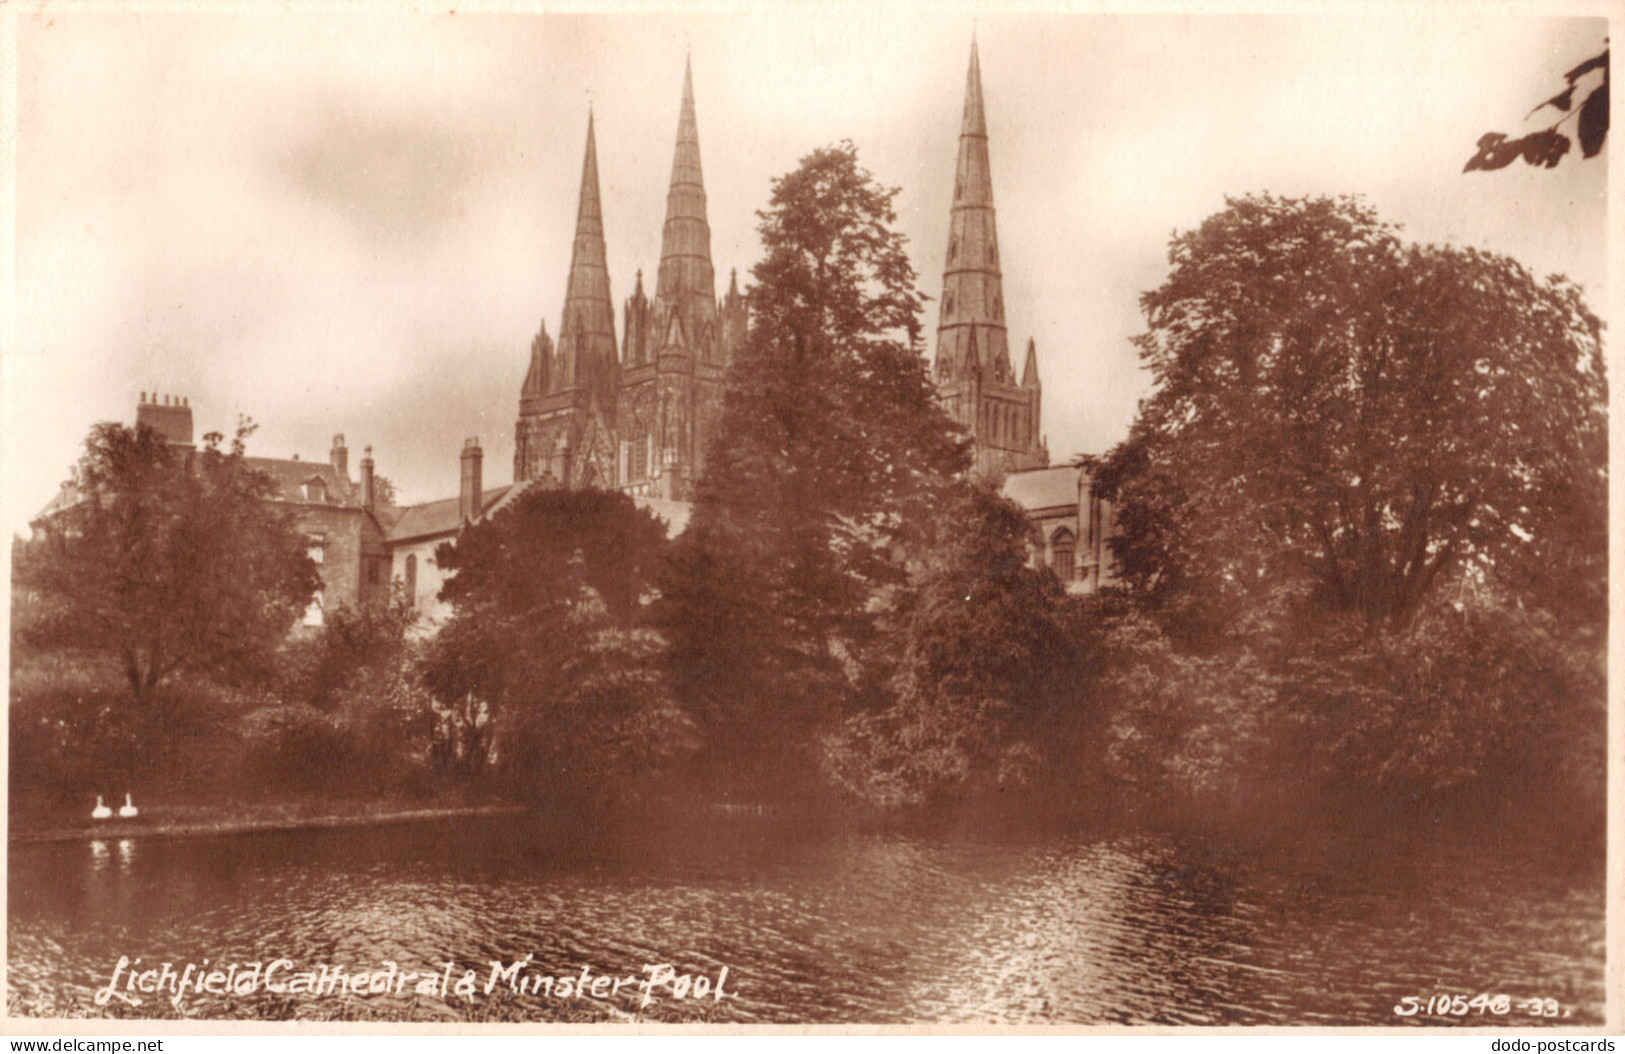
[{"x1": 511, "y1": 61, "x2": 746, "y2": 502}]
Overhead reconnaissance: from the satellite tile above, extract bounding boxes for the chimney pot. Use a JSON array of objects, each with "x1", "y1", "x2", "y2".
[
  {"x1": 360, "y1": 445, "x2": 376, "y2": 512},
  {"x1": 459, "y1": 438, "x2": 484, "y2": 525},
  {"x1": 330, "y1": 433, "x2": 349, "y2": 479}
]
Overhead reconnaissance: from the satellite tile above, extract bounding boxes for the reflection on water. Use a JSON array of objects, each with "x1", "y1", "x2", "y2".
[{"x1": 7, "y1": 814, "x2": 1604, "y2": 1024}]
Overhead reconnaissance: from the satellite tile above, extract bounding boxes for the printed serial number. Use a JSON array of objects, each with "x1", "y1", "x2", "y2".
[{"x1": 1393, "y1": 994, "x2": 1568, "y2": 1018}]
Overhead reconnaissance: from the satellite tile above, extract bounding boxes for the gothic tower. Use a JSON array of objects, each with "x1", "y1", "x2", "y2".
[
  {"x1": 934, "y1": 39, "x2": 1048, "y2": 476},
  {"x1": 620, "y1": 58, "x2": 745, "y2": 500},
  {"x1": 514, "y1": 112, "x2": 621, "y2": 489}
]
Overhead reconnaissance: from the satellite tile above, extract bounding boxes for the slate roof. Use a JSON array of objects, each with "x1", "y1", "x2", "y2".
[
  {"x1": 244, "y1": 458, "x2": 361, "y2": 506},
  {"x1": 1001, "y1": 465, "x2": 1082, "y2": 514},
  {"x1": 383, "y1": 484, "x2": 524, "y2": 543}
]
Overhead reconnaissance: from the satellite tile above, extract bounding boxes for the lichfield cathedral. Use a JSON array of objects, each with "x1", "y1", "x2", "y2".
[
  {"x1": 54, "y1": 42, "x2": 1112, "y2": 622},
  {"x1": 511, "y1": 40, "x2": 1047, "y2": 500},
  {"x1": 510, "y1": 60, "x2": 747, "y2": 502}
]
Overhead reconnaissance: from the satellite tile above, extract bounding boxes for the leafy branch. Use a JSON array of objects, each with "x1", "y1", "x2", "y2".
[{"x1": 1465, "y1": 47, "x2": 1608, "y2": 172}]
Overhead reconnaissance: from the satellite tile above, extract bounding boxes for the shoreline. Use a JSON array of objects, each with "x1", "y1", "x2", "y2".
[{"x1": 8, "y1": 803, "x2": 530, "y2": 846}]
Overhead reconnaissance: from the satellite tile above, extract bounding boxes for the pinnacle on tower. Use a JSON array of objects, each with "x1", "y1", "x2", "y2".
[
  {"x1": 557, "y1": 111, "x2": 618, "y2": 402},
  {"x1": 1021, "y1": 337, "x2": 1041, "y2": 389},
  {"x1": 656, "y1": 55, "x2": 716, "y2": 315},
  {"x1": 523, "y1": 320, "x2": 553, "y2": 399}
]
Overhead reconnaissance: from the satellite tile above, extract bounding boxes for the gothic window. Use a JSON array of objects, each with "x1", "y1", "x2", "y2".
[
  {"x1": 948, "y1": 234, "x2": 958, "y2": 263},
  {"x1": 993, "y1": 294, "x2": 1003, "y2": 319},
  {"x1": 943, "y1": 290, "x2": 955, "y2": 316},
  {"x1": 1051, "y1": 528, "x2": 1076, "y2": 583},
  {"x1": 989, "y1": 241, "x2": 998, "y2": 265},
  {"x1": 628, "y1": 427, "x2": 649, "y2": 483},
  {"x1": 404, "y1": 554, "x2": 418, "y2": 607}
]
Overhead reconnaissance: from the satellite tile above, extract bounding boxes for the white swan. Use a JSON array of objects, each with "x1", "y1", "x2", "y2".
[
  {"x1": 118, "y1": 793, "x2": 139, "y2": 820},
  {"x1": 91, "y1": 796, "x2": 112, "y2": 820}
]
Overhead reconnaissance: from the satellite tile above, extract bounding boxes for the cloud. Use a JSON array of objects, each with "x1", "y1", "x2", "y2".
[{"x1": 272, "y1": 105, "x2": 483, "y2": 246}]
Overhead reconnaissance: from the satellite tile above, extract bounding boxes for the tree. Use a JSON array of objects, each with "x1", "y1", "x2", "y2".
[
  {"x1": 822, "y1": 485, "x2": 1077, "y2": 808},
  {"x1": 421, "y1": 487, "x2": 693, "y2": 803},
  {"x1": 1465, "y1": 47, "x2": 1608, "y2": 172},
  {"x1": 1094, "y1": 194, "x2": 1605, "y2": 632},
  {"x1": 371, "y1": 474, "x2": 399, "y2": 507},
  {"x1": 659, "y1": 142, "x2": 969, "y2": 794},
  {"x1": 16, "y1": 421, "x2": 320, "y2": 722}
]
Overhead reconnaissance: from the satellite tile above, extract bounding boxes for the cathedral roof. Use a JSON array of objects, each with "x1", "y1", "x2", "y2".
[{"x1": 1001, "y1": 465, "x2": 1081, "y2": 515}]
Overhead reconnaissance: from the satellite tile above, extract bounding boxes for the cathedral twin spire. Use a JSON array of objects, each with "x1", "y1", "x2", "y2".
[
  {"x1": 541, "y1": 58, "x2": 717, "y2": 398},
  {"x1": 555, "y1": 109, "x2": 619, "y2": 406},
  {"x1": 657, "y1": 58, "x2": 716, "y2": 316}
]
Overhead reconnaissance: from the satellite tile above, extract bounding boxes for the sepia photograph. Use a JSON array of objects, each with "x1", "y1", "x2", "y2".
[{"x1": 3, "y1": 2, "x2": 1613, "y2": 1032}]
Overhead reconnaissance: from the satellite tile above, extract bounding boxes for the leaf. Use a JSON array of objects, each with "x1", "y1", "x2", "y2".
[
  {"x1": 1564, "y1": 50, "x2": 1608, "y2": 84},
  {"x1": 1463, "y1": 133, "x2": 1523, "y2": 172},
  {"x1": 1527, "y1": 85, "x2": 1576, "y2": 118},
  {"x1": 1519, "y1": 129, "x2": 1572, "y2": 168},
  {"x1": 1578, "y1": 80, "x2": 1609, "y2": 158}
]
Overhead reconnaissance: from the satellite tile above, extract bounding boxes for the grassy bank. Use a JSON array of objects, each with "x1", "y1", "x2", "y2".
[{"x1": 9, "y1": 798, "x2": 525, "y2": 844}]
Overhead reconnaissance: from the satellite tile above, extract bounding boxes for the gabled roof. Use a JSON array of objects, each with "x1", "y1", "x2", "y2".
[
  {"x1": 244, "y1": 458, "x2": 360, "y2": 507},
  {"x1": 383, "y1": 483, "x2": 526, "y2": 543},
  {"x1": 1001, "y1": 465, "x2": 1082, "y2": 514}
]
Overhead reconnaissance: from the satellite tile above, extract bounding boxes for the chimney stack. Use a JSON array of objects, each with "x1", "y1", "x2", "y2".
[
  {"x1": 330, "y1": 434, "x2": 349, "y2": 479},
  {"x1": 460, "y1": 438, "x2": 483, "y2": 525},
  {"x1": 360, "y1": 445, "x2": 376, "y2": 512},
  {"x1": 135, "y1": 391, "x2": 195, "y2": 448}
]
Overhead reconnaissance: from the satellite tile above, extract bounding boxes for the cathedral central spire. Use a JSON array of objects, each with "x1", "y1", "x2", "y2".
[
  {"x1": 933, "y1": 38, "x2": 1047, "y2": 476},
  {"x1": 936, "y1": 37, "x2": 1009, "y2": 383},
  {"x1": 656, "y1": 55, "x2": 716, "y2": 311},
  {"x1": 557, "y1": 110, "x2": 618, "y2": 402}
]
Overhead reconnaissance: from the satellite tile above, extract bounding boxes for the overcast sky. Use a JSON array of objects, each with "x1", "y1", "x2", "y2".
[{"x1": 6, "y1": 6, "x2": 1608, "y2": 535}]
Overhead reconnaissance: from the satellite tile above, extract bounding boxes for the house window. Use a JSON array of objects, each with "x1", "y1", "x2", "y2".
[
  {"x1": 301, "y1": 479, "x2": 328, "y2": 503},
  {"x1": 366, "y1": 558, "x2": 380, "y2": 585},
  {"x1": 404, "y1": 554, "x2": 418, "y2": 606},
  {"x1": 307, "y1": 534, "x2": 325, "y2": 566},
  {"x1": 1051, "y1": 528, "x2": 1076, "y2": 583},
  {"x1": 303, "y1": 592, "x2": 325, "y2": 627}
]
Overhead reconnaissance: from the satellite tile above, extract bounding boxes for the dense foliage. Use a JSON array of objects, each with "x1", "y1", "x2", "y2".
[
  {"x1": 1095, "y1": 194, "x2": 1605, "y2": 632},
  {"x1": 15, "y1": 422, "x2": 320, "y2": 716},
  {"x1": 823, "y1": 485, "x2": 1082, "y2": 808},
  {"x1": 1088, "y1": 194, "x2": 1606, "y2": 830},
  {"x1": 424, "y1": 487, "x2": 695, "y2": 806}
]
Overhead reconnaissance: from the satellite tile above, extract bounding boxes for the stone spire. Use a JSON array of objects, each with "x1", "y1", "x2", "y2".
[
  {"x1": 936, "y1": 38, "x2": 1011, "y2": 384},
  {"x1": 556, "y1": 110, "x2": 618, "y2": 401},
  {"x1": 522, "y1": 320, "x2": 553, "y2": 403},
  {"x1": 1021, "y1": 337, "x2": 1040, "y2": 389},
  {"x1": 656, "y1": 55, "x2": 717, "y2": 323}
]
